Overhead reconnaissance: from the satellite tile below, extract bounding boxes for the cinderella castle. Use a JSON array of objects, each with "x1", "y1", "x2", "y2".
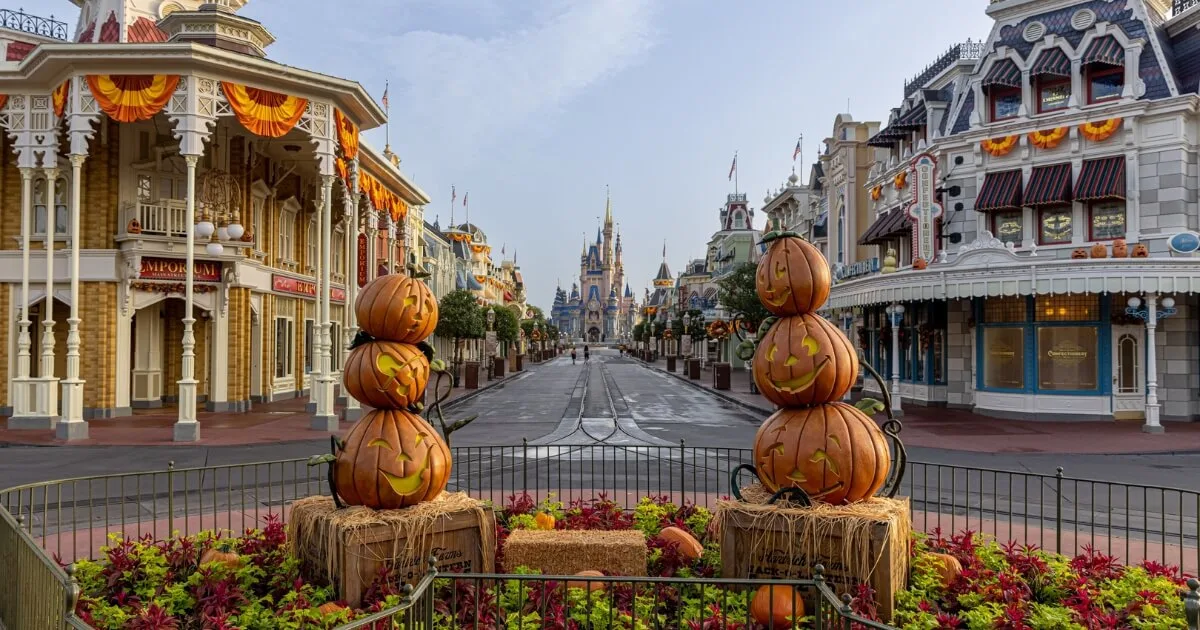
[{"x1": 551, "y1": 196, "x2": 637, "y2": 342}]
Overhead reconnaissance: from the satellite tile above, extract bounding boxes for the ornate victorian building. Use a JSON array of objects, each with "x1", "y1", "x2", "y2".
[
  {"x1": 0, "y1": 0, "x2": 432, "y2": 440},
  {"x1": 551, "y1": 197, "x2": 635, "y2": 342}
]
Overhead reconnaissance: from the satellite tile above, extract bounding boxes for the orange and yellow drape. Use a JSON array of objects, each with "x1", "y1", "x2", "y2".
[
  {"x1": 870, "y1": 185, "x2": 882, "y2": 201},
  {"x1": 0, "y1": 94, "x2": 8, "y2": 111},
  {"x1": 52, "y1": 80, "x2": 70, "y2": 118},
  {"x1": 358, "y1": 170, "x2": 409, "y2": 222},
  {"x1": 1028, "y1": 127, "x2": 1068, "y2": 150},
  {"x1": 334, "y1": 108, "x2": 359, "y2": 160},
  {"x1": 1080, "y1": 118, "x2": 1122, "y2": 143},
  {"x1": 221, "y1": 82, "x2": 308, "y2": 138},
  {"x1": 981, "y1": 135, "x2": 1019, "y2": 157},
  {"x1": 893, "y1": 171, "x2": 907, "y2": 190},
  {"x1": 86, "y1": 74, "x2": 180, "y2": 123}
]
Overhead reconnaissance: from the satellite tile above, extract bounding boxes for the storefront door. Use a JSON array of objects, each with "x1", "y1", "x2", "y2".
[{"x1": 1111, "y1": 326, "x2": 1145, "y2": 420}]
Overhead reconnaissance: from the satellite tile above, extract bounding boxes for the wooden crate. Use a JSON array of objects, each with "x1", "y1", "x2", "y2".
[
  {"x1": 293, "y1": 499, "x2": 496, "y2": 608},
  {"x1": 717, "y1": 498, "x2": 910, "y2": 622}
]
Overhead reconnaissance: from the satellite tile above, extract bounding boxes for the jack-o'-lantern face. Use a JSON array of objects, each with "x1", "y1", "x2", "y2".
[
  {"x1": 333, "y1": 409, "x2": 451, "y2": 509},
  {"x1": 752, "y1": 314, "x2": 857, "y2": 407},
  {"x1": 355, "y1": 275, "x2": 439, "y2": 344},
  {"x1": 752, "y1": 403, "x2": 890, "y2": 505},
  {"x1": 343, "y1": 340, "x2": 430, "y2": 409},
  {"x1": 755, "y1": 236, "x2": 831, "y2": 316}
]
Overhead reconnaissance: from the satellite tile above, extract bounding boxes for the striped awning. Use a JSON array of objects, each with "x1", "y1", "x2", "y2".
[
  {"x1": 1031, "y1": 47, "x2": 1071, "y2": 78},
  {"x1": 982, "y1": 59, "x2": 1022, "y2": 88},
  {"x1": 1082, "y1": 36, "x2": 1124, "y2": 67},
  {"x1": 1075, "y1": 156, "x2": 1126, "y2": 202},
  {"x1": 859, "y1": 207, "x2": 910, "y2": 245},
  {"x1": 867, "y1": 127, "x2": 903, "y2": 147},
  {"x1": 893, "y1": 106, "x2": 928, "y2": 130},
  {"x1": 1024, "y1": 163, "x2": 1073, "y2": 207},
  {"x1": 975, "y1": 169, "x2": 1024, "y2": 212}
]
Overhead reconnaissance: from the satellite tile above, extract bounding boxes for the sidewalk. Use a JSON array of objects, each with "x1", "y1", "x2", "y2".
[
  {"x1": 641, "y1": 357, "x2": 1200, "y2": 455},
  {"x1": 0, "y1": 367, "x2": 527, "y2": 447}
]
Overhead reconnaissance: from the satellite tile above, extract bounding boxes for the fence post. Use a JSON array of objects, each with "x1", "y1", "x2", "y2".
[
  {"x1": 1055, "y1": 466, "x2": 1064, "y2": 554},
  {"x1": 679, "y1": 439, "x2": 686, "y2": 503},
  {"x1": 167, "y1": 461, "x2": 175, "y2": 537},
  {"x1": 1185, "y1": 578, "x2": 1198, "y2": 630},
  {"x1": 65, "y1": 563, "x2": 80, "y2": 618},
  {"x1": 522, "y1": 438, "x2": 528, "y2": 496}
]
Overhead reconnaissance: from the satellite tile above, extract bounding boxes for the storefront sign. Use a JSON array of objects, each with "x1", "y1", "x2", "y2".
[
  {"x1": 906, "y1": 153, "x2": 943, "y2": 263},
  {"x1": 357, "y1": 233, "x2": 368, "y2": 287},
  {"x1": 834, "y1": 258, "x2": 880, "y2": 281},
  {"x1": 1168, "y1": 232, "x2": 1200, "y2": 255},
  {"x1": 139, "y1": 257, "x2": 221, "y2": 283},
  {"x1": 272, "y1": 274, "x2": 345, "y2": 302}
]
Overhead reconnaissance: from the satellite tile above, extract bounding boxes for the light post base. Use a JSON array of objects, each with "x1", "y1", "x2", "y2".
[
  {"x1": 1141, "y1": 423, "x2": 1165, "y2": 434},
  {"x1": 7, "y1": 377, "x2": 53, "y2": 429},
  {"x1": 174, "y1": 377, "x2": 200, "y2": 442},
  {"x1": 312, "y1": 374, "x2": 338, "y2": 431},
  {"x1": 56, "y1": 378, "x2": 88, "y2": 440}
]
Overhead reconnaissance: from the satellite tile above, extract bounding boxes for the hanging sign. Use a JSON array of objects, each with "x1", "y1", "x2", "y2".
[
  {"x1": 272, "y1": 274, "x2": 345, "y2": 302},
  {"x1": 357, "y1": 233, "x2": 369, "y2": 287},
  {"x1": 139, "y1": 257, "x2": 221, "y2": 282},
  {"x1": 906, "y1": 152, "x2": 943, "y2": 263}
]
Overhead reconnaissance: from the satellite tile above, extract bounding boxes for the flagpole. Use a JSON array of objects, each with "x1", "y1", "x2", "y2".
[
  {"x1": 384, "y1": 81, "x2": 390, "y2": 153},
  {"x1": 734, "y1": 151, "x2": 739, "y2": 195}
]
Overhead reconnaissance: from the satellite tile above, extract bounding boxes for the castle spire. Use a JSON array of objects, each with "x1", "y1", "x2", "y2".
[{"x1": 605, "y1": 185, "x2": 613, "y2": 226}]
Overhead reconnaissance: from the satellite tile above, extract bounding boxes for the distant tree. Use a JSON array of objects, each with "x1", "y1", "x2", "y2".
[
  {"x1": 491, "y1": 305, "x2": 520, "y2": 345},
  {"x1": 718, "y1": 263, "x2": 769, "y2": 331},
  {"x1": 436, "y1": 290, "x2": 484, "y2": 365},
  {"x1": 632, "y1": 322, "x2": 646, "y2": 342}
]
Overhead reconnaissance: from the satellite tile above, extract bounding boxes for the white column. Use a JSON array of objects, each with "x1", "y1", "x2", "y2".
[
  {"x1": 889, "y1": 305, "x2": 903, "y2": 416},
  {"x1": 40, "y1": 167, "x2": 60, "y2": 422},
  {"x1": 365, "y1": 211, "x2": 378, "y2": 282},
  {"x1": 9, "y1": 168, "x2": 37, "y2": 427},
  {"x1": 174, "y1": 155, "x2": 201, "y2": 441},
  {"x1": 308, "y1": 185, "x2": 325, "y2": 417},
  {"x1": 57, "y1": 154, "x2": 88, "y2": 440},
  {"x1": 1143, "y1": 293, "x2": 1163, "y2": 433},
  {"x1": 313, "y1": 174, "x2": 338, "y2": 430},
  {"x1": 387, "y1": 219, "x2": 396, "y2": 274},
  {"x1": 344, "y1": 173, "x2": 362, "y2": 421}
]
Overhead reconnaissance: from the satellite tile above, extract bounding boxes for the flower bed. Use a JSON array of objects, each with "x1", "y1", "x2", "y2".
[{"x1": 63, "y1": 494, "x2": 1191, "y2": 629}]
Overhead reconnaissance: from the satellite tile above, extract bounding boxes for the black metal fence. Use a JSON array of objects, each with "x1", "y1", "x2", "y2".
[{"x1": 0, "y1": 8, "x2": 69, "y2": 40}]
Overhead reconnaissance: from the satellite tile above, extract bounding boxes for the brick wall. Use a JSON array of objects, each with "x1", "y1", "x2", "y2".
[
  {"x1": 227, "y1": 287, "x2": 251, "y2": 403},
  {"x1": 1157, "y1": 295, "x2": 1199, "y2": 420},
  {"x1": 80, "y1": 282, "x2": 118, "y2": 412},
  {"x1": 1136, "y1": 148, "x2": 1199, "y2": 253},
  {"x1": 946, "y1": 298, "x2": 975, "y2": 408}
]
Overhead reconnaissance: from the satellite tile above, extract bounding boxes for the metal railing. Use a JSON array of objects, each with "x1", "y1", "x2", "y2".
[
  {"x1": 2, "y1": 445, "x2": 1198, "y2": 628},
  {"x1": 903, "y1": 40, "x2": 985, "y2": 98},
  {"x1": 0, "y1": 8, "x2": 68, "y2": 41},
  {"x1": 1176, "y1": 0, "x2": 1200, "y2": 16},
  {"x1": 0, "y1": 507, "x2": 71, "y2": 630}
]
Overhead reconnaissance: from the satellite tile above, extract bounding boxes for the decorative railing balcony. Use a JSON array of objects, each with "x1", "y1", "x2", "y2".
[
  {"x1": 1175, "y1": 0, "x2": 1200, "y2": 15},
  {"x1": 129, "y1": 199, "x2": 189, "y2": 238},
  {"x1": 726, "y1": 193, "x2": 747, "y2": 203},
  {"x1": 0, "y1": 8, "x2": 68, "y2": 40},
  {"x1": 903, "y1": 40, "x2": 986, "y2": 98}
]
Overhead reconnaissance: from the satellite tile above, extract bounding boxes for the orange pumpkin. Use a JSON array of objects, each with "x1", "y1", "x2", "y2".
[
  {"x1": 567, "y1": 570, "x2": 606, "y2": 592},
  {"x1": 926, "y1": 552, "x2": 962, "y2": 588},
  {"x1": 1132, "y1": 243, "x2": 1149, "y2": 258},
  {"x1": 199, "y1": 548, "x2": 240, "y2": 569},
  {"x1": 1071, "y1": 248, "x2": 1089, "y2": 259},
  {"x1": 752, "y1": 315, "x2": 858, "y2": 407},
  {"x1": 355, "y1": 274, "x2": 438, "y2": 343},
  {"x1": 534, "y1": 512, "x2": 556, "y2": 530},
  {"x1": 658, "y1": 526, "x2": 703, "y2": 560},
  {"x1": 1090, "y1": 243, "x2": 1108, "y2": 258},
  {"x1": 342, "y1": 340, "x2": 430, "y2": 409},
  {"x1": 755, "y1": 235, "x2": 831, "y2": 316},
  {"x1": 752, "y1": 403, "x2": 890, "y2": 505},
  {"x1": 1111, "y1": 238, "x2": 1128, "y2": 258},
  {"x1": 750, "y1": 584, "x2": 805, "y2": 628},
  {"x1": 912, "y1": 257, "x2": 927, "y2": 270},
  {"x1": 333, "y1": 409, "x2": 451, "y2": 509},
  {"x1": 317, "y1": 602, "x2": 346, "y2": 616}
]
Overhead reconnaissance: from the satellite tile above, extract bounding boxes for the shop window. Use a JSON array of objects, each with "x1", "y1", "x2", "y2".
[
  {"x1": 278, "y1": 199, "x2": 299, "y2": 263},
  {"x1": 137, "y1": 174, "x2": 153, "y2": 202},
  {"x1": 1087, "y1": 67, "x2": 1123, "y2": 104},
  {"x1": 1037, "y1": 326, "x2": 1099, "y2": 391},
  {"x1": 32, "y1": 175, "x2": 70, "y2": 237},
  {"x1": 1036, "y1": 294, "x2": 1098, "y2": 322},
  {"x1": 990, "y1": 87, "x2": 1021, "y2": 121},
  {"x1": 1038, "y1": 207, "x2": 1072, "y2": 245},
  {"x1": 993, "y1": 210, "x2": 1023, "y2": 246},
  {"x1": 274, "y1": 317, "x2": 294, "y2": 379},
  {"x1": 983, "y1": 327, "x2": 1025, "y2": 389},
  {"x1": 1089, "y1": 201, "x2": 1126, "y2": 241},
  {"x1": 304, "y1": 320, "x2": 315, "y2": 373},
  {"x1": 251, "y1": 187, "x2": 267, "y2": 253},
  {"x1": 1036, "y1": 78, "x2": 1071, "y2": 113},
  {"x1": 983, "y1": 296, "x2": 1027, "y2": 323}
]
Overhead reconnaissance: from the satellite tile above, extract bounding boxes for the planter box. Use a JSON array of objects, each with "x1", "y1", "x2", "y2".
[
  {"x1": 712, "y1": 362, "x2": 731, "y2": 390},
  {"x1": 687, "y1": 358, "x2": 701, "y2": 380},
  {"x1": 494, "y1": 356, "x2": 506, "y2": 378},
  {"x1": 464, "y1": 362, "x2": 480, "y2": 389},
  {"x1": 667, "y1": 356, "x2": 677, "y2": 372}
]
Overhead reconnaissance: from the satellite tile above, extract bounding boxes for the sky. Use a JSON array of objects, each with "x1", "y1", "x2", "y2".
[{"x1": 53, "y1": 0, "x2": 996, "y2": 311}]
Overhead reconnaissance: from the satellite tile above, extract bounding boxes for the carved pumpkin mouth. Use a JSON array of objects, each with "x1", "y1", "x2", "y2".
[
  {"x1": 771, "y1": 356, "x2": 830, "y2": 393},
  {"x1": 761, "y1": 286, "x2": 792, "y2": 308},
  {"x1": 369, "y1": 433, "x2": 430, "y2": 496}
]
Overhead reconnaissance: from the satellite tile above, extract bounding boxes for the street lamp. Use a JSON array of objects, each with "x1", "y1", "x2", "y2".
[
  {"x1": 486, "y1": 307, "x2": 496, "y2": 380},
  {"x1": 1126, "y1": 295, "x2": 1176, "y2": 434},
  {"x1": 885, "y1": 303, "x2": 906, "y2": 416}
]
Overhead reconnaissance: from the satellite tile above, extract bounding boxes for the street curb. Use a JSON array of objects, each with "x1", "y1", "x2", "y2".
[{"x1": 642, "y1": 362, "x2": 772, "y2": 419}]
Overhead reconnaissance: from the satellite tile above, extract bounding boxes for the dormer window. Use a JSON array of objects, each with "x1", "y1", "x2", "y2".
[
  {"x1": 983, "y1": 59, "x2": 1022, "y2": 122},
  {"x1": 1082, "y1": 36, "x2": 1124, "y2": 104},
  {"x1": 1031, "y1": 48, "x2": 1072, "y2": 114}
]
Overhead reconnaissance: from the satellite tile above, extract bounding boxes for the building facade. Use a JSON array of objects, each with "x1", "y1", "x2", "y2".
[
  {"x1": 0, "y1": 0, "x2": 433, "y2": 440},
  {"x1": 551, "y1": 197, "x2": 635, "y2": 342},
  {"x1": 831, "y1": 0, "x2": 1200, "y2": 429}
]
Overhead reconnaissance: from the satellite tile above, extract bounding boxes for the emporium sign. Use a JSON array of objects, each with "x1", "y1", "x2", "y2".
[
  {"x1": 272, "y1": 274, "x2": 345, "y2": 303},
  {"x1": 139, "y1": 258, "x2": 221, "y2": 283},
  {"x1": 357, "y1": 234, "x2": 369, "y2": 287}
]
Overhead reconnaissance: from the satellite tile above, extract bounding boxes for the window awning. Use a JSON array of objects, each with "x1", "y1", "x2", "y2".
[
  {"x1": 867, "y1": 127, "x2": 903, "y2": 147},
  {"x1": 859, "y1": 207, "x2": 910, "y2": 245},
  {"x1": 893, "y1": 106, "x2": 928, "y2": 130},
  {"x1": 1024, "y1": 163, "x2": 1073, "y2": 207},
  {"x1": 1082, "y1": 36, "x2": 1124, "y2": 67},
  {"x1": 1030, "y1": 47, "x2": 1071, "y2": 78},
  {"x1": 982, "y1": 59, "x2": 1022, "y2": 89},
  {"x1": 1075, "y1": 156, "x2": 1126, "y2": 202},
  {"x1": 975, "y1": 169, "x2": 1024, "y2": 212}
]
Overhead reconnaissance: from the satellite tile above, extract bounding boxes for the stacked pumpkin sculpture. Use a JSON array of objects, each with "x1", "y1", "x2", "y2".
[
  {"x1": 330, "y1": 273, "x2": 453, "y2": 510},
  {"x1": 746, "y1": 230, "x2": 904, "y2": 505}
]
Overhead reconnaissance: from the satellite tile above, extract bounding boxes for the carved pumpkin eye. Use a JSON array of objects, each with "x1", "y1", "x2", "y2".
[{"x1": 376, "y1": 352, "x2": 425, "y2": 396}]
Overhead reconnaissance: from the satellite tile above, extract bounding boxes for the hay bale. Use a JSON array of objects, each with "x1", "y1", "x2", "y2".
[
  {"x1": 502, "y1": 529, "x2": 647, "y2": 577},
  {"x1": 713, "y1": 484, "x2": 910, "y2": 622},
  {"x1": 288, "y1": 493, "x2": 496, "y2": 607}
]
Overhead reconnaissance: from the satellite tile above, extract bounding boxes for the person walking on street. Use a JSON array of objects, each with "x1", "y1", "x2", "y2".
[
  {"x1": 583, "y1": 345, "x2": 590, "y2": 362},
  {"x1": 571, "y1": 348, "x2": 577, "y2": 365}
]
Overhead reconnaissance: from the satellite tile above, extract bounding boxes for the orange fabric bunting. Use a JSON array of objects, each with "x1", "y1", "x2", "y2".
[
  {"x1": 357, "y1": 169, "x2": 408, "y2": 222},
  {"x1": 335, "y1": 157, "x2": 350, "y2": 187},
  {"x1": 52, "y1": 80, "x2": 70, "y2": 118},
  {"x1": 1080, "y1": 118, "x2": 1122, "y2": 143},
  {"x1": 334, "y1": 108, "x2": 359, "y2": 160},
  {"x1": 894, "y1": 171, "x2": 907, "y2": 190},
  {"x1": 0, "y1": 95, "x2": 8, "y2": 111},
  {"x1": 981, "y1": 135, "x2": 1019, "y2": 157},
  {"x1": 221, "y1": 82, "x2": 308, "y2": 138},
  {"x1": 86, "y1": 74, "x2": 179, "y2": 123},
  {"x1": 1028, "y1": 127, "x2": 1068, "y2": 150}
]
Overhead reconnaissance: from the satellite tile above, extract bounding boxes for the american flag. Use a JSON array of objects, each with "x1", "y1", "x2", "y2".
[
  {"x1": 463, "y1": 192, "x2": 468, "y2": 207},
  {"x1": 728, "y1": 153, "x2": 737, "y2": 181},
  {"x1": 451, "y1": 186, "x2": 456, "y2": 205},
  {"x1": 793, "y1": 137, "x2": 802, "y2": 161},
  {"x1": 381, "y1": 83, "x2": 389, "y2": 110}
]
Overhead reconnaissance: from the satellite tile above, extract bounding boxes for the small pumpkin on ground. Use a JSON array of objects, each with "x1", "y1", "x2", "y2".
[
  {"x1": 355, "y1": 274, "x2": 439, "y2": 343},
  {"x1": 925, "y1": 552, "x2": 963, "y2": 588},
  {"x1": 317, "y1": 602, "x2": 346, "y2": 615},
  {"x1": 534, "y1": 512, "x2": 556, "y2": 530},
  {"x1": 199, "y1": 546, "x2": 240, "y2": 569},
  {"x1": 658, "y1": 526, "x2": 703, "y2": 560},
  {"x1": 750, "y1": 584, "x2": 805, "y2": 628},
  {"x1": 333, "y1": 409, "x2": 452, "y2": 510},
  {"x1": 567, "y1": 570, "x2": 606, "y2": 592}
]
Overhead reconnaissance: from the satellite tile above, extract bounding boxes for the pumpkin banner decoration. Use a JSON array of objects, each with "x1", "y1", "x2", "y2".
[
  {"x1": 735, "y1": 230, "x2": 905, "y2": 506},
  {"x1": 980, "y1": 135, "x2": 1019, "y2": 157},
  {"x1": 1028, "y1": 127, "x2": 1068, "y2": 150},
  {"x1": 1080, "y1": 118, "x2": 1122, "y2": 143}
]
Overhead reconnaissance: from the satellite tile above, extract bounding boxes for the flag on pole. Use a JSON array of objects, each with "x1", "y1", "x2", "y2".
[
  {"x1": 662, "y1": 241, "x2": 666, "y2": 259},
  {"x1": 381, "y1": 82, "x2": 390, "y2": 110},
  {"x1": 463, "y1": 192, "x2": 468, "y2": 207},
  {"x1": 793, "y1": 138, "x2": 802, "y2": 161},
  {"x1": 728, "y1": 153, "x2": 737, "y2": 181},
  {"x1": 451, "y1": 186, "x2": 456, "y2": 205}
]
